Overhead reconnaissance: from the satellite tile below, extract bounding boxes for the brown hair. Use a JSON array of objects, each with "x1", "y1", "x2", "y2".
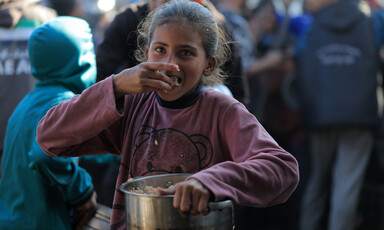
[{"x1": 135, "y1": 0, "x2": 230, "y2": 86}]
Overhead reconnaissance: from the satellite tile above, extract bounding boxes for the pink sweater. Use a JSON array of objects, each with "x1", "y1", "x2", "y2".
[{"x1": 37, "y1": 76, "x2": 299, "y2": 229}]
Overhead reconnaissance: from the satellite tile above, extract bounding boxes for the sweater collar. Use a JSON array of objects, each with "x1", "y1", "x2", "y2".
[{"x1": 156, "y1": 86, "x2": 205, "y2": 109}]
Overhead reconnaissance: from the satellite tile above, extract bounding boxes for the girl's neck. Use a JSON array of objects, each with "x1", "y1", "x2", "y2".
[{"x1": 156, "y1": 86, "x2": 205, "y2": 109}]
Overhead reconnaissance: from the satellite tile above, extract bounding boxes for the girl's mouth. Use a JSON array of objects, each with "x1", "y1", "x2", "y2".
[{"x1": 171, "y1": 76, "x2": 182, "y2": 86}]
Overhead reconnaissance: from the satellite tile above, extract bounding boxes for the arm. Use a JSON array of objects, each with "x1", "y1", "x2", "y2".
[
  {"x1": 28, "y1": 140, "x2": 97, "y2": 229},
  {"x1": 29, "y1": 140, "x2": 94, "y2": 205},
  {"x1": 158, "y1": 102, "x2": 299, "y2": 215},
  {"x1": 246, "y1": 49, "x2": 286, "y2": 79},
  {"x1": 37, "y1": 63, "x2": 180, "y2": 157},
  {"x1": 36, "y1": 78, "x2": 125, "y2": 157},
  {"x1": 191, "y1": 103, "x2": 299, "y2": 207}
]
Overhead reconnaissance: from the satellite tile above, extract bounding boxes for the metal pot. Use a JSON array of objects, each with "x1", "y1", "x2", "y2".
[
  {"x1": 120, "y1": 173, "x2": 234, "y2": 230},
  {"x1": 83, "y1": 204, "x2": 111, "y2": 230}
]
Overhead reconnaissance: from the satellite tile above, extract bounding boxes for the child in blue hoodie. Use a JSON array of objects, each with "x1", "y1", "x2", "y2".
[{"x1": 0, "y1": 17, "x2": 98, "y2": 230}]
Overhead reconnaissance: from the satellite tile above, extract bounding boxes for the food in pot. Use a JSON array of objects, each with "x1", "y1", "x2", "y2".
[
  {"x1": 130, "y1": 185, "x2": 159, "y2": 195},
  {"x1": 128, "y1": 181, "x2": 175, "y2": 195}
]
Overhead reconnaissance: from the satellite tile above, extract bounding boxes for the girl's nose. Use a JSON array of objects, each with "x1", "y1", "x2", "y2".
[{"x1": 164, "y1": 54, "x2": 176, "y2": 64}]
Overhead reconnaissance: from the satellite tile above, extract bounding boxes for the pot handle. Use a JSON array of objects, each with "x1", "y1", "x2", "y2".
[{"x1": 208, "y1": 200, "x2": 233, "y2": 210}]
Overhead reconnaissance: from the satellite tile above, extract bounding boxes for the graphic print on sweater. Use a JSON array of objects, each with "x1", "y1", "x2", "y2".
[{"x1": 129, "y1": 125, "x2": 213, "y2": 177}]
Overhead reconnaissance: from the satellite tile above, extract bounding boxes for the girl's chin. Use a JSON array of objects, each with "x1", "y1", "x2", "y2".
[{"x1": 157, "y1": 91, "x2": 182, "y2": 101}]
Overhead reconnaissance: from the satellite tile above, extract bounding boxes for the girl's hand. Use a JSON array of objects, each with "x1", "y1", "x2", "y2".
[
  {"x1": 157, "y1": 179, "x2": 211, "y2": 217},
  {"x1": 113, "y1": 62, "x2": 180, "y2": 98}
]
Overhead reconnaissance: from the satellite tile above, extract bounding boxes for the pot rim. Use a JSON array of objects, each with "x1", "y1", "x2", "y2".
[
  {"x1": 119, "y1": 173, "x2": 193, "y2": 197},
  {"x1": 119, "y1": 173, "x2": 233, "y2": 209}
]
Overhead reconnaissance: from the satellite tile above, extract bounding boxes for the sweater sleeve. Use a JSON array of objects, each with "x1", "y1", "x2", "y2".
[
  {"x1": 190, "y1": 102, "x2": 299, "y2": 207},
  {"x1": 36, "y1": 76, "x2": 123, "y2": 158}
]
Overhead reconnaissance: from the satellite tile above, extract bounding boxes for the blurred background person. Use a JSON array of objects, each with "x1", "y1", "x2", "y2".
[
  {"x1": 215, "y1": 0, "x2": 253, "y2": 104},
  {"x1": 44, "y1": 0, "x2": 84, "y2": 17},
  {"x1": 0, "y1": 0, "x2": 56, "y2": 178},
  {"x1": 227, "y1": 0, "x2": 310, "y2": 229},
  {"x1": 0, "y1": 16, "x2": 98, "y2": 230},
  {"x1": 292, "y1": 0, "x2": 384, "y2": 229}
]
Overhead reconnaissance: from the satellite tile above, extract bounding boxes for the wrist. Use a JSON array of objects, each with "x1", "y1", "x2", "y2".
[{"x1": 113, "y1": 74, "x2": 125, "y2": 99}]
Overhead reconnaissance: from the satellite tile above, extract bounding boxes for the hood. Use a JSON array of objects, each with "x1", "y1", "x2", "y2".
[
  {"x1": 314, "y1": 1, "x2": 367, "y2": 33},
  {"x1": 28, "y1": 16, "x2": 96, "y2": 93}
]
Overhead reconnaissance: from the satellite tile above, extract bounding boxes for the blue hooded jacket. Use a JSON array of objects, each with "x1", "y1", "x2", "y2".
[
  {"x1": 0, "y1": 17, "x2": 96, "y2": 229},
  {"x1": 295, "y1": 1, "x2": 384, "y2": 129}
]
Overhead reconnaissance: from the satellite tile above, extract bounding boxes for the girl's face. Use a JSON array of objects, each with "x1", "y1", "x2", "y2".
[{"x1": 146, "y1": 21, "x2": 215, "y2": 101}]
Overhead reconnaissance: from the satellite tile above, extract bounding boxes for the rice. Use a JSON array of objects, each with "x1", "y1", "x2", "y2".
[{"x1": 130, "y1": 185, "x2": 159, "y2": 195}]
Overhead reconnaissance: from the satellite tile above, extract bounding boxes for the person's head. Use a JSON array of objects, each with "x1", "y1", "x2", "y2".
[
  {"x1": 28, "y1": 16, "x2": 96, "y2": 93},
  {"x1": 248, "y1": 0, "x2": 277, "y2": 36},
  {"x1": 47, "y1": 0, "x2": 84, "y2": 17},
  {"x1": 136, "y1": 0, "x2": 230, "y2": 101},
  {"x1": 303, "y1": 0, "x2": 340, "y2": 13}
]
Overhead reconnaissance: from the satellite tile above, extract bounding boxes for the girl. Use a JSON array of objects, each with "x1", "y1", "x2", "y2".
[{"x1": 36, "y1": 1, "x2": 299, "y2": 229}]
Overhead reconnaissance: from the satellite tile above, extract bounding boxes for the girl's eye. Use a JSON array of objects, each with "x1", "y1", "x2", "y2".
[
  {"x1": 180, "y1": 50, "x2": 192, "y2": 56},
  {"x1": 154, "y1": 47, "x2": 164, "y2": 53}
]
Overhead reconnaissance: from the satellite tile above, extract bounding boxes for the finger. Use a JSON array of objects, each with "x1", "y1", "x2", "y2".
[
  {"x1": 150, "y1": 71, "x2": 177, "y2": 88},
  {"x1": 178, "y1": 209, "x2": 188, "y2": 218},
  {"x1": 190, "y1": 190, "x2": 201, "y2": 216},
  {"x1": 173, "y1": 185, "x2": 182, "y2": 209},
  {"x1": 197, "y1": 192, "x2": 210, "y2": 216},
  {"x1": 144, "y1": 62, "x2": 180, "y2": 72},
  {"x1": 138, "y1": 70, "x2": 176, "y2": 91},
  {"x1": 179, "y1": 185, "x2": 192, "y2": 214},
  {"x1": 156, "y1": 185, "x2": 175, "y2": 195},
  {"x1": 174, "y1": 184, "x2": 192, "y2": 212},
  {"x1": 143, "y1": 63, "x2": 180, "y2": 87},
  {"x1": 141, "y1": 78, "x2": 173, "y2": 92},
  {"x1": 157, "y1": 71, "x2": 180, "y2": 87}
]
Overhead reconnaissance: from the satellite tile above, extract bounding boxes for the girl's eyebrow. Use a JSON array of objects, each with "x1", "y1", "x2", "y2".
[
  {"x1": 152, "y1": 41, "x2": 168, "y2": 47},
  {"x1": 179, "y1": 45, "x2": 198, "y2": 51},
  {"x1": 152, "y1": 41, "x2": 198, "y2": 52}
]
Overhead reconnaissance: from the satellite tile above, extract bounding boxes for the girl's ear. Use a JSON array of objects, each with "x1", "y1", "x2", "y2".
[
  {"x1": 203, "y1": 56, "x2": 216, "y2": 76},
  {"x1": 145, "y1": 47, "x2": 149, "y2": 61}
]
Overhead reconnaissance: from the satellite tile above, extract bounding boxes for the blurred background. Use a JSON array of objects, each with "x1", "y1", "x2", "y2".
[{"x1": 36, "y1": 0, "x2": 384, "y2": 229}]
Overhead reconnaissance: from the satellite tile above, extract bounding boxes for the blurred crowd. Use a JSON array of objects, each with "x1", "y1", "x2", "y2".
[{"x1": 1, "y1": 0, "x2": 384, "y2": 229}]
